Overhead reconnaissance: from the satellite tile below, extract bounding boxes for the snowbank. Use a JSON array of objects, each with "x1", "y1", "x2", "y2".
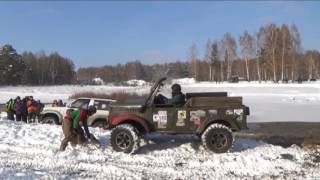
[
  {"x1": 126, "y1": 79, "x2": 148, "y2": 86},
  {"x1": 171, "y1": 78, "x2": 196, "y2": 85},
  {"x1": 0, "y1": 119, "x2": 319, "y2": 179}
]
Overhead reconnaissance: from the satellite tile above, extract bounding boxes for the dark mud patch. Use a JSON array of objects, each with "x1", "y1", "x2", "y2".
[{"x1": 236, "y1": 122, "x2": 320, "y2": 147}]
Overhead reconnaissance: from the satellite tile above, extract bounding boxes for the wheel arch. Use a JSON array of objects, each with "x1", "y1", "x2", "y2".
[
  {"x1": 42, "y1": 112, "x2": 61, "y2": 124},
  {"x1": 90, "y1": 118, "x2": 107, "y2": 127},
  {"x1": 109, "y1": 114, "x2": 151, "y2": 133},
  {"x1": 119, "y1": 120, "x2": 147, "y2": 134},
  {"x1": 198, "y1": 119, "x2": 235, "y2": 135}
]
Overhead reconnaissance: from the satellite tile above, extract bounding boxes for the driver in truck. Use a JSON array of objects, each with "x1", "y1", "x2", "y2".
[
  {"x1": 59, "y1": 105, "x2": 98, "y2": 151},
  {"x1": 155, "y1": 83, "x2": 185, "y2": 107}
]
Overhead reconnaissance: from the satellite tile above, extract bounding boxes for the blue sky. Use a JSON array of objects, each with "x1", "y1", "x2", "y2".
[{"x1": 0, "y1": 1, "x2": 319, "y2": 68}]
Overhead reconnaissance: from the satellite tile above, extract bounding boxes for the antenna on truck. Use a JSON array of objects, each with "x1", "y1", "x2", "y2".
[{"x1": 165, "y1": 68, "x2": 170, "y2": 76}]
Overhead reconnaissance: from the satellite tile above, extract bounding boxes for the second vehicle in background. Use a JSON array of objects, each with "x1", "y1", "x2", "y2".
[{"x1": 40, "y1": 98, "x2": 116, "y2": 127}]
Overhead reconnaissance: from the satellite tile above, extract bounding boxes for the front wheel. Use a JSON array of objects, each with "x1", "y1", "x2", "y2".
[
  {"x1": 201, "y1": 123, "x2": 233, "y2": 153},
  {"x1": 110, "y1": 124, "x2": 140, "y2": 154}
]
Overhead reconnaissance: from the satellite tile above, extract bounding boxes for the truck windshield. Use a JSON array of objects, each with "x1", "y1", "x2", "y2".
[
  {"x1": 94, "y1": 100, "x2": 111, "y2": 110},
  {"x1": 70, "y1": 99, "x2": 90, "y2": 108}
]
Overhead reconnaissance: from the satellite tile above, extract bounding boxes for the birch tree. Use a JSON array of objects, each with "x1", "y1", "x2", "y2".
[
  {"x1": 189, "y1": 43, "x2": 198, "y2": 80},
  {"x1": 204, "y1": 39, "x2": 213, "y2": 81},
  {"x1": 211, "y1": 41, "x2": 220, "y2": 82},
  {"x1": 280, "y1": 24, "x2": 290, "y2": 81},
  {"x1": 222, "y1": 33, "x2": 237, "y2": 81},
  {"x1": 240, "y1": 31, "x2": 255, "y2": 81},
  {"x1": 289, "y1": 24, "x2": 301, "y2": 81}
]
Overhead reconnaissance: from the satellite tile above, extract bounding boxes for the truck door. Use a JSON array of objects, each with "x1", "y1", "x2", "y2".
[
  {"x1": 152, "y1": 105, "x2": 176, "y2": 132},
  {"x1": 152, "y1": 105, "x2": 191, "y2": 133},
  {"x1": 171, "y1": 107, "x2": 191, "y2": 132}
]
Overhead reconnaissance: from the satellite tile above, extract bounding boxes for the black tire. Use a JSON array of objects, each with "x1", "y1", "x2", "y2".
[
  {"x1": 42, "y1": 115, "x2": 59, "y2": 125},
  {"x1": 201, "y1": 123, "x2": 233, "y2": 153},
  {"x1": 92, "y1": 119, "x2": 106, "y2": 128},
  {"x1": 110, "y1": 124, "x2": 140, "y2": 154}
]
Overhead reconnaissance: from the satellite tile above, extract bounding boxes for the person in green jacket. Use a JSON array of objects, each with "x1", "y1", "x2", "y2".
[
  {"x1": 154, "y1": 83, "x2": 186, "y2": 107},
  {"x1": 5, "y1": 98, "x2": 16, "y2": 120},
  {"x1": 168, "y1": 83, "x2": 185, "y2": 106},
  {"x1": 60, "y1": 105, "x2": 97, "y2": 151}
]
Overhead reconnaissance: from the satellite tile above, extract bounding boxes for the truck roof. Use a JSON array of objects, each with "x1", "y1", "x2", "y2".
[{"x1": 73, "y1": 97, "x2": 117, "y2": 102}]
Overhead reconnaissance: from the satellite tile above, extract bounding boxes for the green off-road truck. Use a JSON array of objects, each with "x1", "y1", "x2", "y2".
[{"x1": 106, "y1": 77, "x2": 249, "y2": 154}]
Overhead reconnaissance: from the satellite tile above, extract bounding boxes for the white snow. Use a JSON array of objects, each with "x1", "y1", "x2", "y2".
[
  {"x1": 93, "y1": 77, "x2": 105, "y2": 85},
  {"x1": 0, "y1": 119, "x2": 319, "y2": 179},
  {"x1": 0, "y1": 85, "x2": 149, "y2": 105},
  {"x1": 1, "y1": 81, "x2": 320, "y2": 122},
  {"x1": 171, "y1": 78, "x2": 196, "y2": 85},
  {"x1": 126, "y1": 79, "x2": 148, "y2": 86},
  {"x1": 1, "y1": 80, "x2": 320, "y2": 178}
]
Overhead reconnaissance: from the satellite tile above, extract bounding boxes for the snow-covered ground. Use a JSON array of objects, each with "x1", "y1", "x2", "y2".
[
  {"x1": 1, "y1": 80, "x2": 320, "y2": 179},
  {"x1": 1, "y1": 80, "x2": 320, "y2": 122},
  {"x1": 0, "y1": 119, "x2": 319, "y2": 179}
]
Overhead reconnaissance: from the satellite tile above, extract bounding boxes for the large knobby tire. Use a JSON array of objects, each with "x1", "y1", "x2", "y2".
[
  {"x1": 42, "y1": 115, "x2": 59, "y2": 125},
  {"x1": 201, "y1": 123, "x2": 233, "y2": 153},
  {"x1": 110, "y1": 124, "x2": 140, "y2": 154}
]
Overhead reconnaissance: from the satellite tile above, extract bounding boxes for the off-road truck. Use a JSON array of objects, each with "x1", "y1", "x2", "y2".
[{"x1": 106, "y1": 77, "x2": 249, "y2": 153}]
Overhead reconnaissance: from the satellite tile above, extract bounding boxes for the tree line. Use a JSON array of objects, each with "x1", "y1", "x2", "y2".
[
  {"x1": 1, "y1": 23, "x2": 320, "y2": 85},
  {"x1": 79, "y1": 23, "x2": 320, "y2": 83},
  {"x1": 192, "y1": 23, "x2": 320, "y2": 82},
  {"x1": 0, "y1": 44, "x2": 76, "y2": 85},
  {"x1": 77, "y1": 60, "x2": 190, "y2": 84}
]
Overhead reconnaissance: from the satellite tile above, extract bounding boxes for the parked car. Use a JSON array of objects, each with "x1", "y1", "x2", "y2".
[
  {"x1": 106, "y1": 77, "x2": 250, "y2": 154},
  {"x1": 40, "y1": 98, "x2": 116, "y2": 127}
]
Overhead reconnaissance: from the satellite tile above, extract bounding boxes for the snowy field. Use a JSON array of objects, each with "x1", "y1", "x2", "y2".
[
  {"x1": 0, "y1": 119, "x2": 319, "y2": 179},
  {"x1": 1, "y1": 79, "x2": 320, "y2": 122},
  {"x1": 1, "y1": 80, "x2": 320, "y2": 179}
]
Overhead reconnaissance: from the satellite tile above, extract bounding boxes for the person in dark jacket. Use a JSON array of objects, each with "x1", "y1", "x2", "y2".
[
  {"x1": 58, "y1": 99, "x2": 65, "y2": 107},
  {"x1": 21, "y1": 97, "x2": 29, "y2": 122},
  {"x1": 14, "y1": 96, "x2": 25, "y2": 122},
  {"x1": 154, "y1": 83, "x2": 185, "y2": 107},
  {"x1": 5, "y1": 98, "x2": 15, "y2": 120},
  {"x1": 168, "y1": 84, "x2": 185, "y2": 106},
  {"x1": 35, "y1": 100, "x2": 44, "y2": 122}
]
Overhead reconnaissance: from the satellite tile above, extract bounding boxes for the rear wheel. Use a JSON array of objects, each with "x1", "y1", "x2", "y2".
[
  {"x1": 42, "y1": 115, "x2": 59, "y2": 125},
  {"x1": 110, "y1": 124, "x2": 140, "y2": 154},
  {"x1": 201, "y1": 123, "x2": 233, "y2": 153}
]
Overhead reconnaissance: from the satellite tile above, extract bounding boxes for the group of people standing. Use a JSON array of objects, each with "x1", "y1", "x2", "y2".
[
  {"x1": 5, "y1": 96, "x2": 44, "y2": 123},
  {"x1": 5, "y1": 96, "x2": 100, "y2": 151},
  {"x1": 52, "y1": 99, "x2": 66, "y2": 107}
]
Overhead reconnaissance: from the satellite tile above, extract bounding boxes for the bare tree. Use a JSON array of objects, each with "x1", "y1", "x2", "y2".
[
  {"x1": 280, "y1": 24, "x2": 290, "y2": 81},
  {"x1": 262, "y1": 24, "x2": 279, "y2": 82},
  {"x1": 289, "y1": 24, "x2": 301, "y2": 81},
  {"x1": 204, "y1": 39, "x2": 212, "y2": 81},
  {"x1": 240, "y1": 31, "x2": 255, "y2": 81},
  {"x1": 211, "y1": 41, "x2": 220, "y2": 82},
  {"x1": 189, "y1": 43, "x2": 198, "y2": 80},
  {"x1": 222, "y1": 33, "x2": 237, "y2": 81}
]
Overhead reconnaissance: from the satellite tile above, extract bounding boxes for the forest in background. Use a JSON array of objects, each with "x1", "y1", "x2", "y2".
[{"x1": 1, "y1": 23, "x2": 320, "y2": 85}]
